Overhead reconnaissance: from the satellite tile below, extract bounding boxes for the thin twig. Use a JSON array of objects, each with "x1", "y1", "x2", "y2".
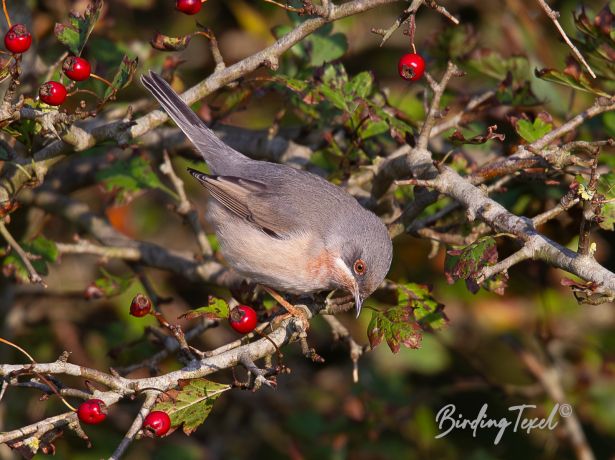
[
  {"x1": 160, "y1": 150, "x2": 213, "y2": 257},
  {"x1": 57, "y1": 241, "x2": 141, "y2": 260},
  {"x1": 0, "y1": 221, "x2": 47, "y2": 287},
  {"x1": 108, "y1": 391, "x2": 158, "y2": 460},
  {"x1": 322, "y1": 315, "x2": 365, "y2": 383},
  {"x1": 535, "y1": 0, "x2": 596, "y2": 79},
  {"x1": 417, "y1": 61, "x2": 460, "y2": 150},
  {"x1": 425, "y1": 0, "x2": 459, "y2": 24},
  {"x1": 577, "y1": 153, "x2": 599, "y2": 255}
]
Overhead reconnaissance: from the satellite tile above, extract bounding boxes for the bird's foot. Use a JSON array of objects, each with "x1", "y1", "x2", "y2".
[{"x1": 262, "y1": 286, "x2": 310, "y2": 331}]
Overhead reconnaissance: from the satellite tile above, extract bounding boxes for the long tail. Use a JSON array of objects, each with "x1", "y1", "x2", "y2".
[{"x1": 140, "y1": 71, "x2": 245, "y2": 173}]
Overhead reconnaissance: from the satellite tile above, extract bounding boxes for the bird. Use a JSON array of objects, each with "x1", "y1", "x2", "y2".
[{"x1": 141, "y1": 71, "x2": 392, "y2": 317}]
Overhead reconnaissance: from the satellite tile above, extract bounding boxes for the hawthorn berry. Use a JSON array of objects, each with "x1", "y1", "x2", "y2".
[
  {"x1": 176, "y1": 0, "x2": 202, "y2": 15},
  {"x1": 63, "y1": 56, "x2": 91, "y2": 81},
  {"x1": 4, "y1": 24, "x2": 32, "y2": 54},
  {"x1": 229, "y1": 305, "x2": 257, "y2": 334},
  {"x1": 130, "y1": 293, "x2": 152, "y2": 317},
  {"x1": 77, "y1": 399, "x2": 107, "y2": 425},
  {"x1": 39, "y1": 81, "x2": 67, "y2": 106},
  {"x1": 143, "y1": 410, "x2": 171, "y2": 437},
  {"x1": 398, "y1": 53, "x2": 425, "y2": 81}
]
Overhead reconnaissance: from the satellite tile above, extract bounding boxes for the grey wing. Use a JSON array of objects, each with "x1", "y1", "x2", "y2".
[
  {"x1": 141, "y1": 71, "x2": 246, "y2": 174},
  {"x1": 188, "y1": 168, "x2": 301, "y2": 238}
]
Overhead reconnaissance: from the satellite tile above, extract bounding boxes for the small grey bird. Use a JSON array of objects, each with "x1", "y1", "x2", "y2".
[{"x1": 141, "y1": 72, "x2": 392, "y2": 316}]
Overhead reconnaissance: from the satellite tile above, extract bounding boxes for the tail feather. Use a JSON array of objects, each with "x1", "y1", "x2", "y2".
[{"x1": 140, "y1": 71, "x2": 244, "y2": 172}]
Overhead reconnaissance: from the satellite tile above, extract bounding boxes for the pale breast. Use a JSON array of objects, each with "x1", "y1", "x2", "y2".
[{"x1": 207, "y1": 202, "x2": 336, "y2": 294}]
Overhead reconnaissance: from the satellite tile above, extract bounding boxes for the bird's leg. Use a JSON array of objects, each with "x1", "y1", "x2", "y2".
[{"x1": 262, "y1": 286, "x2": 310, "y2": 330}]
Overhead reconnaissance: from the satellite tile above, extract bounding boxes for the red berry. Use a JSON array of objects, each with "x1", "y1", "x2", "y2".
[
  {"x1": 130, "y1": 294, "x2": 152, "y2": 317},
  {"x1": 143, "y1": 410, "x2": 171, "y2": 437},
  {"x1": 176, "y1": 0, "x2": 202, "y2": 15},
  {"x1": 77, "y1": 399, "x2": 107, "y2": 425},
  {"x1": 39, "y1": 81, "x2": 67, "y2": 106},
  {"x1": 229, "y1": 305, "x2": 257, "y2": 334},
  {"x1": 398, "y1": 53, "x2": 425, "y2": 81},
  {"x1": 4, "y1": 24, "x2": 32, "y2": 54},
  {"x1": 63, "y1": 56, "x2": 91, "y2": 81}
]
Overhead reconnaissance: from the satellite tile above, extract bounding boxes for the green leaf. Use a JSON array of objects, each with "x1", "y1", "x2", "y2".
[
  {"x1": 535, "y1": 67, "x2": 610, "y2": 97},
  {"x1": 29, "y1": 236, "x2": 59, "y2": 262},
  {"x1": 306, "y1": 31, "x2": 347, "y2": 67},
  {"x1": 102, "y1": 55, "x2": 139, "y2": 102},
  {"x1": 515, "y1": 117, "x2": 553, "y2": 143},
  {"x1": 466, "y1": 51, "x2": 530, "y2": 82},
  {"x1": 1, "y1": 236, "x2": 58, "y2": 284},
  {"x1": 179, "y1": 296, "x2": 230, "y2": 320},
  {"x1": 54, "y1": 0, "x2": 103, "y2": 55},
  {"x1": 318, "y1": 84, "x2": 348, "y2": 111},
  {"x1": 154, "y1": 379, "x2": 230, "y2": 435},
  {"x1": 444, "y1": 237, "x2": 505, "y2": 294},
  {"x1": 344, "y1": 71, "x2": 373, "y2": 99},
  {"x1": 96, "y1": 155, "x2": 177, "y2": 203},
  {"x1": 359, "y1": 119, "x2": 389, "y2": 139},
  {"x1": 367, "y1": 283, "x2": 446, "y2": 353},
  {"x1": 93, "y1": 268, "x2": 133, "y2": 297}
]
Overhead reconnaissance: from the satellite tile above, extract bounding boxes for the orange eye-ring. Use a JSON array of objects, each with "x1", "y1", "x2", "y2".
[{"x1": 353, "y1": 259, "x2": 366, "y2": 275}]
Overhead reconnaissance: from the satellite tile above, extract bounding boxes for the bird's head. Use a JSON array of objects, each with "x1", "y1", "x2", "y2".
[{"x1": 327, "y1": 211, "x2": 393, "y2": 316}]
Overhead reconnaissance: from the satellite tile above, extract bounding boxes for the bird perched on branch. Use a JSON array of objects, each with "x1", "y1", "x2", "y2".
[{"x1": 141, "y1": 72, "x2": 392, "y2": 316}]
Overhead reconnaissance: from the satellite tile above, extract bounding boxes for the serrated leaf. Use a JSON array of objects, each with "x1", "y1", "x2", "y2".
[
  {"x1": 93, "y1": 268, "x2": 133, "y2": 297},
  {"x1": 445, "y1": 237, "x2": 502, "y2": 294},
  {"x1": 54, "y1": 0, "x2": 103, "y2": 55},
  {"x1": 96, "y1": 156, "x2": 177, "y2": 203},
  {"x1": 515, "y1": 117, "x2": 552, "y2": 143},
  {"x1": 150, "y1": 31, "x2": 193, "y2": 51},
  {"x1": 153, "y1": 379, "x2": 230, "y2": 435},
  {"x1": 179, "y1": 296, "x2": 229, "y2": 320},
  {"x1": 367, "y1": 283, "x2": 446, "y2": 353},
  {"x1": 103, "y1": 55, "x2": 138, "y2": 102}
]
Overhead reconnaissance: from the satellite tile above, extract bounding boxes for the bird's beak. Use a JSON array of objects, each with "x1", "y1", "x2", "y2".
[{"x1": 352, "y1": 283, "x2": 363, "y2": 318}]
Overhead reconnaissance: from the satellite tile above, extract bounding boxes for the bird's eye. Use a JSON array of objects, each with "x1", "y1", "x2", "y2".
[{"x1": 353, "y1": 259, "x2": 366, "y2": 275}]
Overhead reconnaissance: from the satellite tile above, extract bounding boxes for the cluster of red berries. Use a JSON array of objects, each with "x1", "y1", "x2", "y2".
[
  {"x1": 76, "y1": 399, "x2": 171, "y2": 436},
  {"x1": 176, "y1": 0, "x2": 203, "y2": 15},
  {"x1": 4, "y1": 22, "x2": 94, "y2": 106}
]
